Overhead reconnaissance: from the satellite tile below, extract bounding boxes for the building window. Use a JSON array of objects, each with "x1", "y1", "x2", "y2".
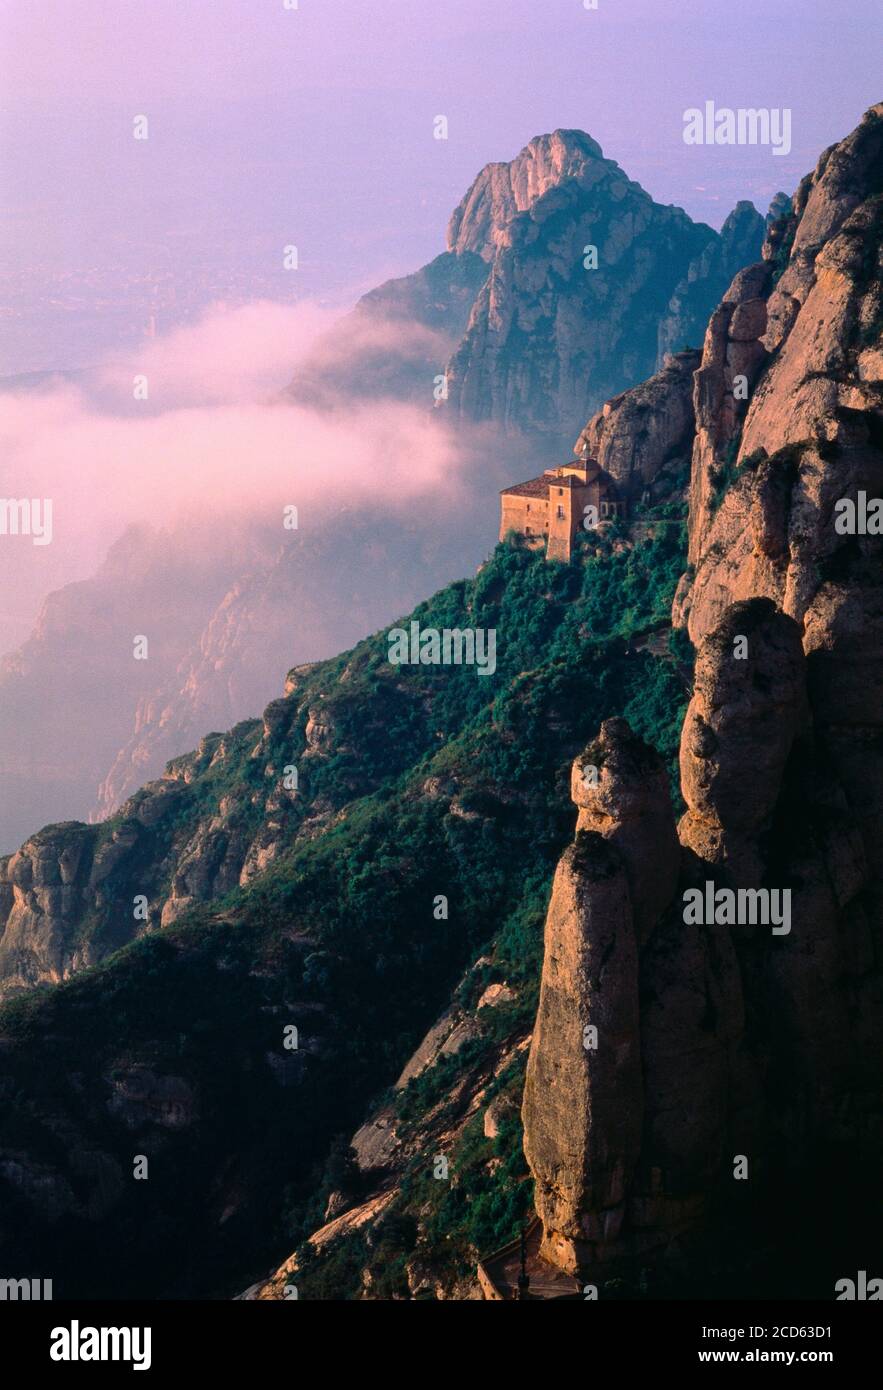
[
  {"x1": 525, "y1": 524, "x2": 532, "y2": 535},
  {"x1": 526, "y1": 503, "x2": 530, "y2": 511},
  {"x1": 556, "y1": 505, "x2": 564, "y2": 519},
  {"x1": 558, "y1": 488, "x2": 564, "y2": 495}
]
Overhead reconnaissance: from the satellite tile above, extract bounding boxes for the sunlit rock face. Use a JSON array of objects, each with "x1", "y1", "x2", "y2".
[{"x1": 523, "y1": 106, "x2": 883, "y2": 1284}]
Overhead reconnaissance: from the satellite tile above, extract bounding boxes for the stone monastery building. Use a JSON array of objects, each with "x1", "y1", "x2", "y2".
[{"x1": 499, "y1": 454, "x2": 623, "y2": 562}]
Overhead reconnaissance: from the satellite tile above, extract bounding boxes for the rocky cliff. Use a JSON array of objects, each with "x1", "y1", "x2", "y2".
[
  {"x1": 260, "y1": 104, "x2": 881, "y2": 1299},
  {"x1": 522, "y1": 722, "x2": 676, "y2": 1274},
  {"x1": 243, "y1": 101, "x2": 881, "y2": 1294},
  {"x1": 0, "y1": 500, "x2": 692, "y2": 1298},
  {"x1": 657, "y1": 200, "x2": 773, "y2": 363},
  {"x1": 515, "y1": 105, "x2": 883, "y2": 1288},
  {"x1": 572, "y1": 349, "x2": 700, "y2": 503}
]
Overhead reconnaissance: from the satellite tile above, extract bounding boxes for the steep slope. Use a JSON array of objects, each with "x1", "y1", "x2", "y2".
[
  {"x1": 0, "y1": 497, "x2": 503, "y2": 852},
  {"x1": 573, "y1": 348, "x2": 700, "y2": 503},
  {"x1": 0, "y1": 517, "x2": 688, "y2": 1298},
  {"x1": 676, "y1": 100, "x2": 883, "y2": 882},
  {"x1": 3, "y1": 109, "x2": 876, "y2": 1304},
  {"x1": 514, "y1": 105, "x2": 883, "y2": 1293}
]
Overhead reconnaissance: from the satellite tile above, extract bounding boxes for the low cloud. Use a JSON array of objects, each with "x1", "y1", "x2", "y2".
[{"x1": 0, "y1": 299, "x2": 495, "y2": 655}]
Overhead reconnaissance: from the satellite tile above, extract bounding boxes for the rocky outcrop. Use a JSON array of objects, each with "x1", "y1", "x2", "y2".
[
  {"x1": 523, "y1": 723, "x2": 679, "y2": 1274},
  {"x1": 0, "y1": 821, "x2": 150, "y2": 994},
  {"x1": 675, "y1": 103, "x2": 883, "y2": 890},
  {"x1": 524, "y1": 595, "x2": 878, "y2": 1281},
  {"x1": 1, "y1": 131, "x2": 764, "y2": 857},
  {"x1": 523, "y1": 832, "x2": 641, "y2": 1275},
  {"x1": 657, "y1": 199, "x2": 767, "y2": 362},
  {"x1": 678, "y1": 599, "x2": 807, "y2": 881},
  {"x1": 2, "y1": 108, "x2": 881, "y2": 1304},
  {"x1": 572, "y1": 350, "x2": 700, "y2": 503},
  {"x1": 677, "y1": 101, "x2": 883, "y2": 639},
  {"x1": 447, "y1": 130, "x2": 609, "y2": 261},
  {"x1": 571, "y1": 718, "x2": 679, "y2": 943},
  {"x1": 521, "y1": 108, "x2": 883, "y2": 1287},
  {"x1": 0, "y1": 636, "x2": 374, "y2": 998},
  {"x1": 678, "y1": 258, "x2": 773, "y2": 576}
]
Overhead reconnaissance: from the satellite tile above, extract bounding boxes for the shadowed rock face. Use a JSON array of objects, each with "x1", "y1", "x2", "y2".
[
  {"x1": 675, "y1": 102, "x2": 883, "y2": 899},
  {"x1": 0, "y1": 109, "x2": 881, "y2": 1302},
  {"x1": 440, "y1": 129, "x2": 761, "y2": 447},
  {"x1": 524, "y1": 596, "x2": 878, "y2": 1279},
  {"x1": 0, "y1": 822, "x2": 147, "y2": 994},
  {"x1": 678, "y1": 599, "x2": 807, "y2": 880},
  {"x1": 286, "y1": 130, "x2": 761, "y2": 450},
  {"x1": 657, "y1": 199, "x2": 769, "y2": 364}
]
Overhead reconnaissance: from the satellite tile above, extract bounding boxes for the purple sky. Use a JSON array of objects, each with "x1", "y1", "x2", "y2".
[{"x1": 0, "y1": 0, "x2": 880, "y2": 371}]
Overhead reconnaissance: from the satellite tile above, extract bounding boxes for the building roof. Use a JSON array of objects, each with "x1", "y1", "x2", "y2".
[
  {"x1": 549, "y1": 458, "x2": 602, "y2": 478},
  {"x1": 500, "y1": 475, "x2": 552, "y2": 498},
  {"x1": 500, "y1": 460, "x2": 607, "y2": 498}
]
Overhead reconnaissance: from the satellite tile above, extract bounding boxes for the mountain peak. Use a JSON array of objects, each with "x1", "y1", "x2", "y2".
[{"x1": 446, "y1": 127, "x2": 609, "y2": 260}]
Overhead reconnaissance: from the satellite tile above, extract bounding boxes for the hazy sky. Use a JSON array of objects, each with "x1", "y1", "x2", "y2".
[{"x1": 1, "y1": 0, "x2": 880, "y2": 371}]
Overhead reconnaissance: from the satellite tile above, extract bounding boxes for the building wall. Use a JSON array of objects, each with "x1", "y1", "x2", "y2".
[
  {"x1": 499, "y1": 494, "x2": 549, "y2": 546},
  {"x1": 546, "y1": 482, "x2": 602, "y2": 561},
  {"x1": 545, "y1": 481, "x2": 575, "y2": 562},
  {"x1": 501, "y1": 475, "x2": 617, "y2": 560}
]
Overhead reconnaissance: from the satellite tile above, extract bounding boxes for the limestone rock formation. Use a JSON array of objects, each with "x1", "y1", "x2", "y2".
[
  {"x1": 523, "y1": 723, "x2": 679, "y2": 1273},
  {"x1": 0, "y1": 821, "x2": 148, "y2": 995},
  {"x1": 676, "y1": 102, "x2": 883, "y2": 895},
  {"x1": 0, "y1": 130, "x2": 765, "y2": 857},
  {"x1": 677, "y1": 101, "x2": 883, "y2": 640},
  {"x1": 291, "y1": 129, "x2": 762, "y2": 448},
  {"x1": 678, "y1": 599, "x2": 807, "y2": 880},
  {"x1": 524, "y1": 593, "x2": 877, "y2": 1282},
  {"x1": 572, "y1": 350, "x2": 700, "y2": 503},
  {"x1": 571, "y1": 718, "x2": 680, "y2": 943},
  {"x1": 679, "y1": 258, "x2": 773, "y2": 575},
  {"x1": 2, "y1": 108, "x2": 881, "y2": 1304},
  {"x1": 447, "y1": 130, "x2": 607, "y2": 261},
  {"x1": 522, "y1": 110, "x2": 883, "y2": 1285},
  {"x1": 522, "y1": 831, "x2": 642, "y2": 1275}
]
